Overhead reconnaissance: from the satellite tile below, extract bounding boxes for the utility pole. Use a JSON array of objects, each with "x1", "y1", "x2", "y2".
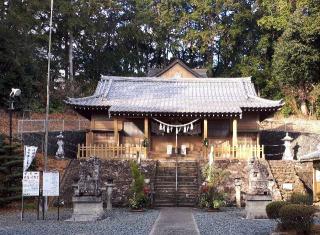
[{"x1": 44, "y1": 0, "x2": 54, "y2": 211}]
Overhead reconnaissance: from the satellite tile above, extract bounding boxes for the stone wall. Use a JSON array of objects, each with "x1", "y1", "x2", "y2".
[
  {"x1": 101, "y1": 160, "x2": 157, "y2": 206},
  {"x1": 261, "y1": 131, "x2": 320, "y2": 160},
  {"x1": 199, "y1": 159, "x2": 313, "y2": 205},
  {"x1": 200, "y1": 159, "x2": 250, "y2": 204},
  {"x1": 267, "y1": 160, "x2": 313, "y2": 200},
  {"x1": 60, "y1": 159, "x2": 157, "y2": 207}
]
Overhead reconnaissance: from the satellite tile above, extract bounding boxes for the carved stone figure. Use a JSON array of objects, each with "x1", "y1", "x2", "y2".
[
  {"x1": 67, "y1": 157, "x2": 105, "y2": 222},
  {"x1": 246, "y1": 157, "x2": 272, "y2": 219},
  {"x1": 74, "y1": 157, "x2": 102, "y2": 197}
]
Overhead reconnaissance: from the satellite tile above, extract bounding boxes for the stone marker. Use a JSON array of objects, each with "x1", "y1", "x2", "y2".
[{"x1": 234, "y1": 178, "x2": 242, "y2": 208}]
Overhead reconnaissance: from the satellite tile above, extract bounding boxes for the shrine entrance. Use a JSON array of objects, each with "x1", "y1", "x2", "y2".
[{"x1": 149, "y1": 118, "x2": 203, "y2": 160}]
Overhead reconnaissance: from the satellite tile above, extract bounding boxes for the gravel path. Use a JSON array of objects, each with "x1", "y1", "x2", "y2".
[
  {"x1": 0, "y1": 208, "x2": 159, "y2": 235},
  {"x1": 194, "y1": 208, "x2": 276, "y2": 235},
  {"x1": 150, "y1": 207, "x2": 200, "y2": 235}
]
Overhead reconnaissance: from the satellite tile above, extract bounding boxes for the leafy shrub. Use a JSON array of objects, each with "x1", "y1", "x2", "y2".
[
  {"x1": 199, "y1": 164, "x2": 230, "y2": 209},
  {"x1": 279, "y1": 204, "x2": 316, "y2": 233},
  {"x1": 289, "y1": 192, "x2": 313, "y2": 205},
  {"x1": 266, "y1": 201, "x2": 289, "y2": 219},
  {"x1": 129, "y1": 161, "x2": 147, "y2": 209}
]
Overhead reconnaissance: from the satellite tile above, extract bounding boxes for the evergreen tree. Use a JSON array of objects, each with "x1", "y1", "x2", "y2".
[{"x1": 0, "y1": 135, "x2": 24, "y2": 207}]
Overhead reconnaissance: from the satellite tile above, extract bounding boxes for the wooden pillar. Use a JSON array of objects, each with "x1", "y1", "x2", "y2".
[
  {"x1": 86, "y1": 131, "x2": 93, "y2": 145},
  {"x1": 113, "y1": 118, "x2": 119, "y2": 145},
  {"x1": 144, "y1": 118, "x2": 149, "y2": 139},
  {"x1": 232, "y1": 118, "x2": 238, "y2": 146},
  {"x1": 256, "y1": 132, "x2": 260, "y2": 146},
  {"x1": 313, "y1": 165, "x2": 317, "y2": 201},
  {"x1": 203, "y1": 119, "x2": 208, "y2": 140},
  {"x1": 144, "y1": 118, "x2": 150, "y2": 157}
]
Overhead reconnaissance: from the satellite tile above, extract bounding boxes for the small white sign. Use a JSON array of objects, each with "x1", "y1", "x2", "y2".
[
  {"x1": 23, "y1": 171, "x2": 40, "y2": 196},
  {"x1": 43, "y1": 172, "x2": 60, "y2": 196},
  {"x1": 282, "y1": 183, "x2": 293, "y2": 191},
  {"x1": 316, "y1": 170, "x2": 320, "y2": 182}
]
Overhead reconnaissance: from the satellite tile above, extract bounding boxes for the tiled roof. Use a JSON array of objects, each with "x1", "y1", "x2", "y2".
[{"x1": 66, "y1": 76, "x2": 283, "y2": 116}]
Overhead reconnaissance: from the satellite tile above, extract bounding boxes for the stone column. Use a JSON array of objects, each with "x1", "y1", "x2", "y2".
[
  {"x1": 282, "y1": 132, "x2": 293, "y2": 160},
  {"x1": 235, "y1": 178, "x2": 242, "y2": 208}
]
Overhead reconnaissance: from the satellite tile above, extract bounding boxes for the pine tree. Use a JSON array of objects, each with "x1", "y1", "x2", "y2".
[{"x1": 0, "y1": 135, "x2": 23, "y2": 207}]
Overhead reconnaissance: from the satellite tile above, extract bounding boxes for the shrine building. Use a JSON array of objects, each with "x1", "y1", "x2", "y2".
[{"x1": 66, "y1": 59, "x2": 283, "y2": 161}]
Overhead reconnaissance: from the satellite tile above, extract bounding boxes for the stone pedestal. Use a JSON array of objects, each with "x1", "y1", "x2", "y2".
[
  {"x1": 245, "y1": 194, "x2": 272, "y2": 219},
  {"x1": 67, "y1": 196, "x2": 104, "y2": 222}
]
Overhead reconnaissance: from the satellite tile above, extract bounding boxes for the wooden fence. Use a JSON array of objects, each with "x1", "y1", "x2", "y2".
[
  {"x1": 207, "y1": 144, "x2": 264, "y2": 160},
  {"x1": 77, "y1": 144, "x2": 147, "y2": 160},
  {"x1": 78, "y1": 144, "x2": 264, "y2": 160}
]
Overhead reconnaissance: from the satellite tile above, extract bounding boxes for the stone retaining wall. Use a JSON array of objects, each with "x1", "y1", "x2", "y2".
[
  {"x1": 199, "y1": 159, "x2": 250, "y2": 204},
  {"x1": 60, "y1": 159, "x2": 157, "y2": 207},
  {"x1": 200, "y1": 159, "x2": 313, "y2": 204}
]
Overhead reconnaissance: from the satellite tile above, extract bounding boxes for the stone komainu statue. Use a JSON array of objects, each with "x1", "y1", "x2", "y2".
[{"x1": 74, "y1": 157, "x2": 102, "y2": 197}]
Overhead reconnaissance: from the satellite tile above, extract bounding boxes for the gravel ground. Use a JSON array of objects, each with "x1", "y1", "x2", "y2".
[
  {"x1": 0, "y1": 208, "x2": 160, "y2": 235},
  {"x1": 194, "y1": 208, "x2": 277, "y2": 235}
]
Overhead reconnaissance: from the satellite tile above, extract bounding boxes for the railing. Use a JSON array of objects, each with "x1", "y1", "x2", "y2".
[
  {"x1": 204, "y1": 144, "x2": 264, "y2": 160},
  {"x1": 77, "y1": 144, "x2": 147, "y2": 160}
]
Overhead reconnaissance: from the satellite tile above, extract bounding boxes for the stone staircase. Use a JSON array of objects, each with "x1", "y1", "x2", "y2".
[
  {"x1": 154, "y1": 160, "x2": 199, "y2": 207},
  {"x1": 268, "y1": 160, "x2": 307, "y2": 200}
]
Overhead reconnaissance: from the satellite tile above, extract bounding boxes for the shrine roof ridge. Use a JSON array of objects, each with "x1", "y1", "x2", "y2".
[{"x1": 65, "y1": 75, "x2": 284, "y2": 116}]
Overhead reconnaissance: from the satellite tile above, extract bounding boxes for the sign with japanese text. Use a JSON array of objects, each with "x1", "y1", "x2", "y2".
[
  {"x1": 43, "y1": 172, "x2": 59, "y2": 196},
  {"x1": 22, "y1": 171, "x2": 40, "y2": 196}
]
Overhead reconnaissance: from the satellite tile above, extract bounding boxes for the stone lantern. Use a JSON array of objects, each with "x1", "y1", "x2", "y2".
[
  {"x1": 282, "y1": 132, "x2": 293, "y2": 160},
  {"x1": 55, "y1": 131, "x2": 65, "y2": 159}
]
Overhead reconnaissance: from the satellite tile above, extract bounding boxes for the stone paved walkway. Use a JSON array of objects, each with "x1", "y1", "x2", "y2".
[{"x1": 149, "y1": 207, "x2": 200, "y2": 235}]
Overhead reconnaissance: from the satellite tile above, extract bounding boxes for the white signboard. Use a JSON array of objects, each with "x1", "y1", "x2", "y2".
[
  {"x1": 43, "y1": 172, "x2": 60, "y2": 196},
  {"x1": 282, "y1": 183, "x2": 293, "y2": 191},
  {"x1": 316, "y1": 170, "x2": 320, "y2": 182},
  {"x1": 23, "y1": 171, "x2": 40, "y2": 196}
]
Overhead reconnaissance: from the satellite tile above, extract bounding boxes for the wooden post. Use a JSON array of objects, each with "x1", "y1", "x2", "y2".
[
  {"x1": 144, "y1": 118, "x2": 149, "y2": 157},
  {"x1": 203, "y1": 119, "x2": 208, "y2": 140},
  {"x1": 114, "y1": 118, "x2": 119, "y2": 146},
  {"x1": 77, "y1": 144, "x2": 80, "y2": 159},
  {"x1": 232, "y1": 119, "x2": 238, "y2": 146}
]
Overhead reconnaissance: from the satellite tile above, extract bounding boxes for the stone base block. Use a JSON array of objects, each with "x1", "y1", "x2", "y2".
[
  {"x1": 66, "y1": 196, "x2": 104, "y2": 222},
  {"x1": 245, "y1": 194, "x2": 272, "y2": 219}
]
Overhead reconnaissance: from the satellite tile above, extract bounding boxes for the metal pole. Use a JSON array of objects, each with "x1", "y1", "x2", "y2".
[
  {"x1": 21, "y1": 185, "x2": 24, "y2": 221},
  {"x1": 175, "y1": 127, "x2": 178, "y2": 154},
  {"x1": 9, "y1": 100, "x2": 13, "y2": 149},
  {"x1": 57, "y1": 196, "x2": 60, "y2": 221},
  {"x1": 44, "y1": 0, "x2": 54, "y2": 211}
]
